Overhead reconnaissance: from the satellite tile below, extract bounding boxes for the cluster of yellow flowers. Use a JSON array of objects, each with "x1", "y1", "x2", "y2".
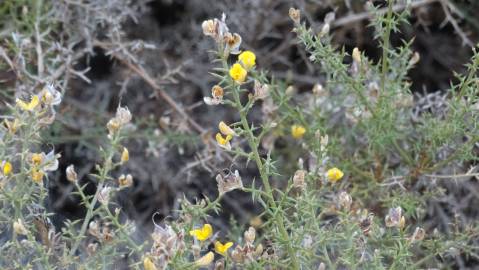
[{"x1": 229, "y1": 50, "x2": 256, "y2": 84}]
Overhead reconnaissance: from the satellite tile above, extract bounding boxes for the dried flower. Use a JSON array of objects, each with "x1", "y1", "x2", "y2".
[
  {"x1": 40, "y1": 84, "x2": 62, "y2": 106},
  {"x1": 253, "y1": 80, "x2": 269, "y2": 100},
  {"x1": 202, "y1": 14, "x2": 229, "y2": 42},
  {"x1": 224, "y1": 33, "x2": 242, "y2": 55},
  {"x1": 116, "y1": 106, "x2": 132, "y2": 125},
  {"x1": 118, "y1": 174, "x2": 133, "y2": 188},
  {"x1": 326, "y1": 167, "x2": 344, "y2": 183},
  {"x1": 31, "y1": 153, "x2": 43, "y2": 166},
  {"x1": 289, "y1": 8, "x2": 301, "y2": 24},
  {"x1": 107, "y1": 118, "x2": 121, "y2": 135},
  {"x1": 13, "y1": 219, "x2": 28, "y2": 235},
  {"x1": 337, "y1": 191, "x2": 352, "y2": 211},
  {"x1": 229, "y1": 63, "x2": 247, "y2": 83},
  {"x1": 121, "y1": 147, "x2": 129, "y2": 163},
  {"x1": 2, "y1": 161, "x2": 12, "y2": 176},
  {"x1": 97, "y1": 186, "x2": 112, "y2": 205},
  {"x1": 238, "y1": 51, "x2": 256, "y2": 69},
  {"x1": 66, "y1": 165, "x2": 77, "y2": 182},
  {"x1": 143, "y1": 257, "x2": 158, "y2": 270},
  {"x1": 189, "y1": 224, "x2": 213, "y2": 241},
  {"x1": 244, "y1": 227, "x2": 256, "y2": 245},
  {"x1": 231, "y1": 245, "x2": 245, "y2": 263},
  {"x1": 16, "y1": 95, "x2": 40, "y2": 111},
  {"x1": 410, "y1": 227, "x2": 425, "y2": 243},
  {"x1": 292, "y1": 169, "x2": 306, "y2": 189},
  {"x1": 195, "y1": 251, "x2": 215, "y2": 267},
  {"x1": 202, "y1": 19, "x2": 218, "y2": 38},
  {"x1": 218, "y1": 121, "x2": 235, "y2": 136},
  {"x1": 291, "y1": 124, "x2": 306, "y2": 139},
  {"x1": 216, "y1": 170, "x2": 243, "y2": 195},
  {"x1": 31, "y1": 169, "x2": 44, "y2": 183},
  {"x1": 385, "y1": 207, "x2": 405, "y2": 229},
  {"x1": 215, "y1": 133, "x2": 232, "y2": 150},
  {"x1": 204, "y1": 85, "x2": 224, "y2": 105},
  {"x1": 215, "y1": 241, "x2": 233, "y2": 256}
]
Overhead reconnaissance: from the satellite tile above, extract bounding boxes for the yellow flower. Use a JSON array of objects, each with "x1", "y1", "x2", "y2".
[
  {"x1": 195, "y1": 251, "x2": 214, "y2": 267},
  {"x1": 16, "y1": 95, "x2": 40, "y2": 111},
  {"x1": 121, "y1": 147, "x2": 129, "y2": 163},
  {"x1": 326, "y1": 167, "x2": 344, "y2": 183},
  {"x1": 215, "y1": 133, "x2": 233, "y2": 150},
  {"x1": 229, "y1": 63, "x2": 247, "y2": 83},
  {"x1": 143, "y1": 257, "x2": 157, "y2": 270},
  {"x1": 31, "y1": 169, "x2": 44, "y2": 183},
  {"x1": 238, "y1": 51, "x2": 256, "y2": 69},
  {"x1": 189, "y1": 224, "x2": 213, "y2": 241},
  {"x1": 291, "y1": 125, "x2": 306, "y2": 139},
  {"x1": 214, "y1": 241, "x2": 233, "y2": 256},
  {"x1": 3, "y1": 161, "x2": 12, "y2": 176},
  {"x1": 218, "y1": 121, "x2": 235, "y2": 136}
]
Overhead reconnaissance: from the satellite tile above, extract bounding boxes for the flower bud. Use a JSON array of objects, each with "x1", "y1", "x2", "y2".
[{"x1": 121, "y1": 147, "x2": 129, "y2": 163}]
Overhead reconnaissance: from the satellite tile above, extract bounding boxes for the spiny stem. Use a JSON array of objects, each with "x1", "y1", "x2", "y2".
[
  {"x1": 380, "y1": 0, "x2": 395, "y2": 92},
  {"x1": 223, "y1": 56, "x2": 299, "y2": 269}
]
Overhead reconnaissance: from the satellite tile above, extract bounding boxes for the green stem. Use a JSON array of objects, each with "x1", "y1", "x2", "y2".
[{"x1": 224, "y1": 59, "x2": 299, "y2": 268}]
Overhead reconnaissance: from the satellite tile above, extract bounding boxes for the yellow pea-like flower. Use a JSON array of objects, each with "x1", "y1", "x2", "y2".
[
  {"x1": 195, "y1": 251, "x2": 215, "y2": 267},
  {"x1": 143, "y1": 257, "x2": 157, "y2": 270},
  {"x1": 216, "y1": 133, "x2": 232, "y2": 146},
  {"x1": 291, "y1": 125, "x2": 306, "y2": 139},
  {"x1": 16, "y1": 95, "x2": 40, "y2": 111},
  {"x1": 214, "y1": 241, "x2": 233, "y2": 256},
  {"x1": 3, "y1": 161, "x2": 12, "y2": 176},
  {"x1": 326, "y1": 167, "x2": 344, "y2": 183},
  {"x1": 229, "y1": 63, "x2": 247, "y2": 83},
  {"x1": 218, "y1": 121, "x2": 235, "y2": 136},
  {"x1": 189, "y1": 224, "x2": 213, "y2": 241},
  {"x1": 238, "y1": 50, "x2": 256, "y2": 69}
]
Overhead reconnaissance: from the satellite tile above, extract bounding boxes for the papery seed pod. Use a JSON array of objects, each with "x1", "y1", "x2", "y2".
[
  {"x1": 244, "y1": 227, "x2": 256, "y2": 245},
  {"x1": 293, "y1": 169, "x2": 307, "y2": 190},
  {"x1": 66, "y1": 165, "x2": 77, "y2": 182}
]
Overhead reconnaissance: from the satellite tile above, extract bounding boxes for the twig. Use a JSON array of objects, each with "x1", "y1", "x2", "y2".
[
  {"x1": 439, "y1": 0, "x2": 474, "y2": 47},
  {"x1": 94, "y1": 41, "x2": 205, "y2": 134},
  {"x1": 331, "y1": 0, "x2": 438, "y2": 29}
]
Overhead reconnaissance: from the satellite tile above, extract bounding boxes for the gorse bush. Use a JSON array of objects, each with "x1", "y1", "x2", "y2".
[{"x1": 1, "y1": 0, "x2": 479, "y2": 269}]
